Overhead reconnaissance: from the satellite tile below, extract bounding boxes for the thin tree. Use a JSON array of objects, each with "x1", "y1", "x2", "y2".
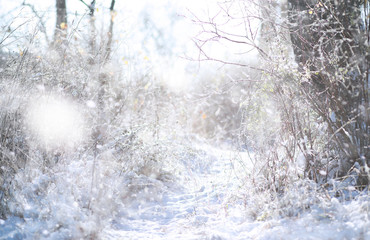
[
  {"x1": 54, "y1": 0, "x2": 67, "y2": 44},
  {"x1": 105, "y1": 0, "x2": 116, "y2": 60}
]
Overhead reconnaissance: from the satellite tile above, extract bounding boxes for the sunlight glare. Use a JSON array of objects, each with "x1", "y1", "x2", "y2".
[{"x1": 26, "y1": 95, "x2": 86, "y2": 150}]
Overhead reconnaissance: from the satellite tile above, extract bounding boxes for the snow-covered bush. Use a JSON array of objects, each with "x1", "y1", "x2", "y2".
[
  {"x1": 0, "y1": 5, "x2": 198, "y2": 237},
  {"x1": 0, "y1": 85, "x2": 28, "y2": 218},
  {"x1": 0, "y1": 1, "x2": 369, "y2": 238},
  {"x1": 190, "y1": 0, "x2": 369, "y2": 193}
]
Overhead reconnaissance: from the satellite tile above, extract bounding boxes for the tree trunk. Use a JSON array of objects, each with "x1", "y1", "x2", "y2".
[
  {"x1": 88, "y1": 0, "x2": 96, "y2": 64},
  {"x1": 287, "y1": 0, "x2": 369, "y2": 180},
  {"x1": 54, "y1": 0, "x2": 67, "y2": 44},
  {"x1": 105, "y1": 0, "x2": 116, "y2": 60}
]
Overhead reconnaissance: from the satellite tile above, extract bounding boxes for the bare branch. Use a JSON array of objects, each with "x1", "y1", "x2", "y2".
[{"x1": 22, "y1": 1, "x2": 50, "y2": 44}]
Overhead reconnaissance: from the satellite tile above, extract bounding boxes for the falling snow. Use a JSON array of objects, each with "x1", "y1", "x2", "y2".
[{"x1": 0, "y1": 0, "x2": 369, "y2": 239}]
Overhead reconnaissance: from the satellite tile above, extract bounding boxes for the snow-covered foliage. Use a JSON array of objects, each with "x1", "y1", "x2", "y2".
[{"x1": 0, "y1": 0, "x2": 369, "y2": 239}]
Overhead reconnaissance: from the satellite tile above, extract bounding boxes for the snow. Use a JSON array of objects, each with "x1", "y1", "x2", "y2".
[
  {"x1": 1, "y1": 0, "x2": 369, "y2": 239},
  {"x1": 0, "y1": 144, "x2": 368, "y2": 239}
]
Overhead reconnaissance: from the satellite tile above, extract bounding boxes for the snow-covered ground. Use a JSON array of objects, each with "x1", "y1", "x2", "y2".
[
  {"x1": 101, "y1": 146, "x2": 370, "y2": 240},
  {"x1": 101, "y1": 146, "x2": 250, "y2": 239},
  {"x1": 0, "y1": 144, "x2": 369, "y2": 239}
]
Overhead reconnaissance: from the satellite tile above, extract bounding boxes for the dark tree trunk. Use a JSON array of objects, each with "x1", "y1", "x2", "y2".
[
  {"x1": 54, "y1": 0, "x2": 67, "y2": 44},
  {"x1": 105, "y1": 0, "x2": 116, "y2": 60},
  {"x1": 287, "y1": 0, "x2": 369, "y2": 181},
  {"x1": 88, "y1": 0, "x2": 96, "y2": 64}
]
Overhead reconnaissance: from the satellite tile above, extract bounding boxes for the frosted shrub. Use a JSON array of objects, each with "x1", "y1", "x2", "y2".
[
  {"x1": 0, "y1": 12, "x2": 191, "y2": 236},
  {"x1": 0, "y1": 110, "x2": 27, "y2": 218}
]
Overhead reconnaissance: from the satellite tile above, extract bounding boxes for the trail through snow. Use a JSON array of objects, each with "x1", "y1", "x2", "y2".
[
  {"x1": 0, "y1": 145, "x2": 369, "y2": 239},
  {"x1": 101, "y1": 145, "x2": 370, "y2": 240},
  {"x1": 102, "y1": 146, "x2": 251, "y2": 239}
]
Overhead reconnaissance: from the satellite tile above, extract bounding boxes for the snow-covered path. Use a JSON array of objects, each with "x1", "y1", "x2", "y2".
[
  {"x1": 102, "y1": 146, "x2": 253, "y2": 239},
  {"x1": 0, "y1": 145, "x2": 369, "y2": 239},
  {"x1": 100, "y1": 145, "x2": 370, "y2": 240}
]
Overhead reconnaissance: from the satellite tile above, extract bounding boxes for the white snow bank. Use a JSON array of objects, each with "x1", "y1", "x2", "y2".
[{"x1": 0, "y1": 143, "x2": 368, "y2": 240}]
